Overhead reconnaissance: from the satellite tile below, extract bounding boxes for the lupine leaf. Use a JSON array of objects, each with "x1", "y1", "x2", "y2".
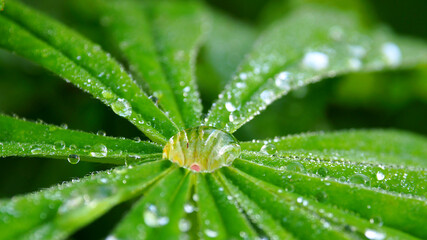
[
  {"x1": 109, "y1": 167, "x2": 191, "y2": 240},
  {"x1": 0, "y1": 1, "x2": 178, "y2": 144},
  {"x1": 240, "y1": 129, "x2": 427, "y2": 167},
  {"x1": 0, "y1": 160, "x2": 171, "y2": 240},
  {"x1": 0, "y1": 114, "x2": 162, "y2": 165},
  {"x1": 232, "y1": 159, "x2": 427, "y2": 239},
  {"x1": 206, "y1": 5, "x2": 427, "y2": 132},
  {"x1": 93, "y1": 0, "x2": 207, "y2": 129}
]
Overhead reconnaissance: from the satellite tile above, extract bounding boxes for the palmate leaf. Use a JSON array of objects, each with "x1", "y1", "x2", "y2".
[
  {"x1": 206, "y1": 4, "x2": 427, "y2": 132},
  {"x1": 0, "y1": 114, "x2": 162, "y2": 165},
  {"x1": 0, "y1": 0, "x2": 427, "y2": 239},
  {"x1": 0, "y1": 0, "x2": 178, "y2": 144}
]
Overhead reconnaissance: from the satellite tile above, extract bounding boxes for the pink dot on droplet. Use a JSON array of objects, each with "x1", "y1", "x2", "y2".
[{"x1": 190, "y1": 163, "x2": 201, "y2": 172}]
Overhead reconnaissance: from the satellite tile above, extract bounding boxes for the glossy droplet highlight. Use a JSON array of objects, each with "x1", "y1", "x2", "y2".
[
  {"x1": 260, "y1": 143, "x2": 277, "y2": 155},
  {"x1": 67, "y1": 154, "x2": 80, "y2": 164},
  {"x1": 90, "y1": 143, "x2": 108, "y2": 158},
  {"x1": 365, "y1": 229, "x2": 385, "y2": 240},
  {"x1": 302, "y1": 51, "x2": 329, "y2": 70},
  {"x1": 349, "y1": 173, "x2": 371, "y2": 186},
  {"x1": 381, "y1": 42, "x2": 401, "y2": 67},
  {"x1": 111, "y1": 98, "x2": 132, "y2": 117},
  {"x1": 163, "y1": 126, "x2": 241, "y2": 172}
]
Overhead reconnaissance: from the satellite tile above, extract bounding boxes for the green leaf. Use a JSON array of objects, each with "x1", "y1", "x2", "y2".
[
  {"x1": 110, "y1": 167, "x2": 191, "y2": 240},
  {"x1": 205, "y1": 173, "x2": 258, "y2": 238},
  {"x1": 232, "y1": 159, "x2": 427, "y2": 239},
  {"x1": 195, "y1": 174, "x2": 227, "y2": 239},
  {"x1": 94, "y1": 0, "x2": 208, "y2": 129},
  {"x1": 0, "y1": 114, "x2": 162, "y2": 164},
  {"x1": 241, "y1": 129, "x2": 427, "y2": 168},
  {"x1": 218, "y1": 172, "x2": 295, "y2": 239},
  {"x1": 206, "y1": 5, "x2": 427, "y2": 132},
  {"x1": 0, "y1": 0, "x2": 178, "y2": 144},
  {"x1": 0, "y1": 160, "x2": 171, "y2": 240},
  {"x1": 223, "y1": 166, "x2": 417, "y2": 240}
]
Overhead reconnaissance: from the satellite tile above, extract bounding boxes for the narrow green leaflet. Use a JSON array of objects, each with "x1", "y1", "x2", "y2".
[
  {"x1": 195, "y1": 174, "x2": 227, "y2": 239},
  {"x1": 205, "y1": 174, "x2": 258, "y2": 238},
  {"x1": 241, "y1": 129, "x2": 427, "y2": 168},
  {"x1": 146, "y1": 1, "x2": 208, "y2": 128},
  {"x1": 206, "y1": 5, "x2": 427, "y2": 132},
  {"x1": 94, "y1": 0, "x2": 207, "y2": 129},
  {"x1": 203, "y1": 9, "x2": 257, "y2": 83},
  {"x1": 233, "y1": 159, "x2": 427, "y2": 239},
  {"x1": 0, "y1": 114, "x2": 162, "y2": 165},
  {"x1": 218, "y1": 173, "x2": 295, "y2": 240},
  {"x1": 240, "y1": 151, "x2": 427, "y2": 197},
  {"x1": 223, "y1": 167, "x2": 417, "y2": 240},
  {"x1": 0, "y1": 160, "x2": 171, "y2": 240},
  {"x1": 0, "y1": 1, "x2": 178, "y2": 144},
  {"x1": 110, "y1": 167, "x2": 190, "y2": 240},
  {"x1": 0, "y1": 0, "x2": 4, "y2": 11}
]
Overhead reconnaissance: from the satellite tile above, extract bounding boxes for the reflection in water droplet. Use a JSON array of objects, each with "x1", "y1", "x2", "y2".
[
  {"x1": 365, "y1": 229, "x2": 385, "y2": 240},
  {"x1": 302, "y1": 52, "x2": 329, "y2": 71},
  {"x1": 349, "y1": 173, "x2": 371, "y2": 186},
  {"x1": 287, "y1": 162, "x2": 306, "y2": 172},
  {"x1": 90, "y1": 143, "x2": 108, "y2": 158},
  {"x1": 179, "y1": 218, "x2": 191, "y2": 232},
  {"x1": 205, "y1": 229, "x2": 218, "y2": 238},
  {"x1": 112, "y1": 98, "x2": 132, "y2": 117},
  {"x1": 67, "y1": 154, "x2": 80, "y2": 164},
  {"x1": 260, "y1": 143, "x2": 277, "y2": 155},
  {"x1": 316, "y1": 167, "x2": 329, "y2": 177},
  {"x1": 163, "y1": 127, "x2": 241, "y2": 172},
  {"x1": 376, "y1": 172, "x2": 385, "y2": 181},
  {"x1": 53, "y1": 141, "x2": 66, "y2": 150},
  {"x1": 381, "y1": 42, "x2": 401, "y2": 67}
]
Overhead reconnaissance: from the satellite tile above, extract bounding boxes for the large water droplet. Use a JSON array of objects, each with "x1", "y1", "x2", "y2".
[
  {"x1": 287, "y1": 162, "x2": 306, "y2": 172},
  {"x1": 90, "y1": 143, "x2": 108, "y2": 158},
  {"x1": 112, "y1": 98, "x2": 132, "y2": 117},
  {"x1": 163, "y1": 127, "x2": 241, "y2": 172},
  {"x1": 302, "y1": 52, "x2": 329, "y2": 71},
  {"x1": 260, "y1": 143, "x2": 277, "y2": 155},
  {"x1": 349, "y1": 173, "x2": 371, "y2": 186},
  {"x1": 67, "y1": 154, "x2": 80, "y2": 164},
  {"x1": 376, "y1": 171, "x2": 385, "y2": 181}
]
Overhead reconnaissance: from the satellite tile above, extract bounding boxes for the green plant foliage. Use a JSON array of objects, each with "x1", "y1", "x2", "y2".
[{"x1": 0, "y1": 0, "x2": 427, "y2": 239}]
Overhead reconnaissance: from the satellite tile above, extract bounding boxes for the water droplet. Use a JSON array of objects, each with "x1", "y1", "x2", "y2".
[
  {"x1": 287, "y1": 162, "x2": 306, "y2": 172},
  {"x1": 184, "y1": 203, "x2": 195, "y2": 213},
  {"x1": 302, "y1": 52, "x2": 329, "y2": 71},
  {"x1": 376, "y1": 172, "x2": 385, "y2": 181},
  {"x1": 316, "y1": 191, "x2": 328, "y2": 202},
  {"x1": 179, "y1": 218, "x2": 191, "y2": 232},
  {"x1": 316, "y1": 167, "x2": 328, "y2": 177},
  {"x1": 275, "y1": 71, "x2": 291, "y2": 91},
  {"x1": 69, "y1": 144, "x2": 77, "y2": 150},
  {"x1": 90, "y1": 143, "x2": 108, "y2": 158},
  {"x1": 163, "y1": 127, "x2": 241, "y2": 172},
  {"x1": 225, "y1": 102, "x2": 236, "y2": 112},
  {"x1": 97, "y1": 130, "x2": 106, "y2": 136},
  {"x1": 102, "y1": 90, "x2": 114, "y2": 100},
  {"x1": 204, "y1": 229, "x2": 218, "y2": 238},
  {"x1": 260, "y1": 90, "x2": 275, "y2": 104},
  {"x1": 112, "y1": 98, "x2": 132, "y2": 117},
  {"x1": 348, "y1": 58, "x2": 362, "y2": 70},
  {"x1": 369, "y1": 216, "x2": 383, "y2": 226},
  {"x1": 260, "y1": 143, "x2": 277, "y2": 155},
  {"x1": 365, "y1": 229, "x2": 385, "y2": 240},
  {"x1": 67, "y1": 154, "x2": 80, "y2": 164},
  {"x1": 349, "y1": 173, "x2": 371, "y2": 186},
  {"x1": 30, "y1": 145, "x2": 43, "y2": 154},
  {"x1": 381, "y1": 42, "x2": 401, "y2": 67},
  {"x1": 143, "y1": 205, "x2": 169, "y2": 227},
  {"x1": 53, "y1": 140, "x2": 65, "y2": 150}
]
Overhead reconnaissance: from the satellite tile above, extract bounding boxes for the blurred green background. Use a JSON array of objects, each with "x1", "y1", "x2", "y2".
[{"x1": 1, "y1": 0, "x2": 426, "y2": 238}]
